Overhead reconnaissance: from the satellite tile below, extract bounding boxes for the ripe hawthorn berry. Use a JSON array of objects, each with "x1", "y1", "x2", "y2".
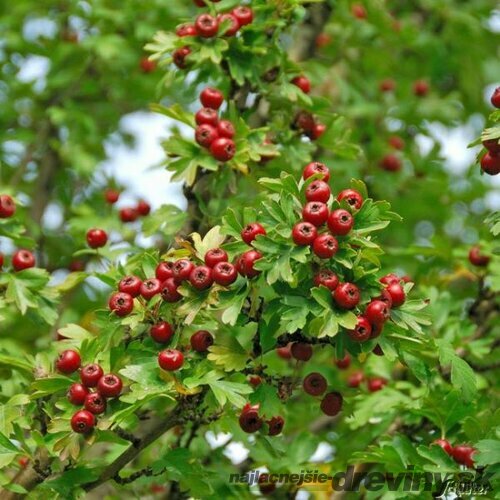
[
  {"x1": 302, "y1": 162, "x2": 330, "y2": 182},
  {"x1": 119, "y1": 207, "x2": 138, "y2": 223},
  {"x1": 433, "y1": 439, "x2": 453, "y2": 455},
  {"x1": 468, "y1": 246, "x2": 490, "y2": 267},
  {"x1": 173, "y1": 259, "x2": 195, "y2": 283},
  {"x1": 56, "y1": 350, "x2": 81, "y2": 374},
  {"x1": 348, "y1": 316, "x2": 372, "y2": 342},
  {"x1": 379, "y1": 78, "x2": 396, "y2": 92},
  {"x1": 173, "y1": 46, "x2": 191, "y2": 69},
  {"x1": 385, "y1": 282, "x2": 405, "y2": 307},
  {"x1": 380, "y1": 273, "x2": 400, "y2": 285},
  {"x1": 161, "y1": 277, "x2": 182, "y2": 302},
  {"x1": 195, "y1": 14, "x2": 219, "y2": 38},
  {"x1": 267, "y1": 416, "x2": 285, "y2": 436},
  {"x1": 71, "y1": 410, "x2": 95, "y2": 434},
  {"x1": 309, "y1": 122, "x2": 326, "y2": 140},
  {"x1": 0, "y1": 253, "x2": 4, "y2": 268},
  {"x1": 237, "y1": 250, "x2": 262, "y2": 278},
  {"x1": 276, "y1": 343, "x2": 292, "y2": 359},
  {"x1": 156, "y1": 261, "x2": 174, "y2": 281},
  {"x1": 136, "y1": 200, "x2": 151, "y2": 216},
  {"x1": 219, "y1": 13, "x2": 240, "y2": 36},
  {"x1": 158, "y1": 349, "x2": 184, "y2": 371},
  {"x1": 67, "y1": 383, "x2": 89, "y2": 405},
  {"x1": 312, "y1": 233, "x2": 338, "y2": 259},
  {"x1": 241, "y1": 223, "x2": 266, "y2": 245},
  {"x1": 212, "y1": 262, "x2": 238, "y2": 286},
  {"x1": 337, "y1": 189, "x2": 363, "y2": 210},
  {"x1": 388, "y1": 135, "x2": 405, "y2": 150},
  {"x1": 217, "y1": 120, "x2": 235, "y2": 139},
  {"x1": 204, "y1": 248, "x2": 228, "y2": 267},
  {"x1": 314, "y1": 269, "x2": 339, "y2": 290},
  {"x1": 351, "y1": 4, "x2": 367, "y2": 19},
  {"x1": 189, "y1": 265, "x2": 214, "y2": 290},
  {"x1": 195, "y1": 124, "x2": 219, "y2": 148},
  {"x1": 291, "y1": 342, "x2": 313, "y2": 361},
  {"x1": 491, "y1": 87, "x2": 500, "y2": 108},
  {"x1": 80, "y1": 364, "x2": 104, "y2": 388},
  {"x1": 367, "y1": 377, "x2": 387, "y2": 392},
  {"x1": 176, "y1": 24, "x2": 197, "y2": 37},
  {"x1": 303, "y1": 372, "x2": 327, "y2": 396},
  {"x1": 109, "y1": 292, "x2": 134, "y2": 316},
  {"x1": 97, "y1": 374, "x2": 123, "y2": 398},
  {"x1": 413, "y1": 80, "x2": 429, "y2": 97},
  {"x1": 118, "y1": 275, "x2": 142, "y2": 297},
  {"x1": 335, "y1": 354, "x2": 351, "y2": 369},
  {"x1": 249, "y1": 375, "x2": 262, "y2": 387},
  {"x1": 139, "y1": 57, "x2": 156, "y2": 73},
  {"x1": 302, "y1": 201, "x2": 329, "y2": 226},
  {"x1": 364, "y1": 300, "x2": 390, "y2": 325},
  {"x1": 316, "y1": 32, "x2": 331, "y2": 48},
  {"x1": 232, "y1": 6, "x2": 253, "y2": 26},
  {"x1": 292, "y1": 222, "x2": 317, "y2": 245},
  {"x1": 480, "y1": 151, "x2": 500, "y2": 176},
  {"x1": 305, "y1": 180, "x2": 331, "y2": 203},
  {"x1": 150, "y1": 321, "x2": 174, "y2": 343},
  {"x1": 348, "y1": 371, "x2": 364, "y2": 388},
  {"x1": 86, "y1": 228, "x2": 107, "y2": 248},
  {"x1": 12, "y1": 250, "x2": 35, "y2": 271},
  {"x1": 451, "y1": 445, "x2": 476, "y2": 468},
  {"x1": 291, "y1": 75, "x2": 311, "y2": 94},
  {"x1": 333, "y1": 282, "x2": 360, "y2": 309},
  {"x1": 258, "y1": 477, "x2": 276, "y2": 495},
  {"x1": 200, "y1": 87, "x2": 224, "y2": 109},
  {"x1": 239, "y1": 404, "x2": 262, "y2": 433},
  {"x1": 328, "y1": 209, "x2": 354, "y2": 236},
  {"x1": 190, "y1": 330, "x2": 214, "y2": 352},
  {"x1": 379, "y1": 154, "x2": 402, "y2": 172},
  {"x1": 140, "y1": 278, "x2": 162, "y2": 300},
  {"x1": 370, "y1": 324, "x2": 384, "y2": 340},
  {"x1": 195, "y1": 107, "x2": 218, "y2": 127},
  {"x1": 84, "y1": 392, "x2": 107, "y2": 415},
  {"x1": 0, "y1": 194, "x2": 16, "y2": 218},
  {"x1": 320, "y1": 391, "x2": 343, "y2": 416},
  {"x1": 210, "y1": 137, "x2": 236, "y2": 161},
  {"x1": 294, "y1": 110, "x2": 315, "y2": 133},
  {"x1": 482, "y1": 138, "x2": 500, "y2": 154}
]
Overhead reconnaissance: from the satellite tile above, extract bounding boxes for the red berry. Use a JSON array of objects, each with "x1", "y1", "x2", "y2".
[
  {"x1": 0, "y1": 253, "x2": 4, "y2": 268},
  {"x1": 161, "y1": 277, "x2": 182, "y2": 302},
  {"x1": 335, "y1": 354, "x2": 351, "y2": 369},
  {"x1": 371, "y1": 325, "x2": 384, "y2": 340},
  {"x1": 333, "y1": 282, "x2": 360, "y2": 309},
  {"x1": 239, "y1": 404, "x2": 262, "y2": 433},
  {"x1": 210, "y1": 137, "x2": 236, "y2": 161},
  {"x1": 80, "y1": 364, "x2": 104, "y2": 388},
  {"x1": 305, "y1": 180, "x2": 330, "y2": 203},
  {"x1": 379, "y1": 79, "x2": 396, "y2": 92},
  {"x1": 468, "y1": 246, "x2": 490, "y2": 267},
  {"x1": 303, "y1": 372, "x2": 327, "y2": 396},
  {"x1": 232, "y1": 6, "x2": 253, "y2": 26},
  {"x1": 219, "y1": 13, "x2": 240, "y2": 36},
  {"x1": 451, "y1": 445, "x2": 476, "y2": 468},
  {"x1": 379, "y1": 154, "x2": 402, "y2": 172},
  {"x1": 200, "y1": 87, "x2": 224, "y2": 110},
  {"x1": 109, "y1": 292, "x2": 134, "y2": 316},
  {"x1": 104, "y1": 189, "x2": 119, "y2": 204},
  {"x1": 140, "y1": 278, "x2": 162, "y2": 300},
  {"x1": 139, "y1": 57, "x2": 156, "y2": 73},
  {"x1": 67, "y1": 383, "x2": 89, "y2": 405},
  {"x1": 432, "y1": 439, "x2": 453, "y2": 455},
  {"x1": 136, "y1": 200, "x2": 151, "y2": 216},
  {"x1": 119, "y1": 207, "x2": 138, "y2": 223},
  {"x1": 217, "y1": 120, "x2": 235, "y2": 139},
  {"x1": 173, "y1": 259, "x2": 195, "y2": 283},
  {"x1": 316, "y1": 32, "x2": 331, "y2": 48},
  {"x1": 18, "y1": 457, "x2": 29, "y2": 468},
  {"x1": 238, "y1": 250, "x2": 262, "y2": 278},
  {"x1": 328, "y1": 209, "x2": 354, "y2": 236},
  {"x1": 348, "y1": 371, "x2": 364, "y2": 388},
  {"x1": 150, "y1": 321, "x2": 174, "y2": 343},
  {"x1": 84, "y1": 392, "x2": 107, "y2": 415},
  {"x1": 267, "y1": 415, "x2": 285, "y2": 436},
  {"x1": 291, "y1": 75, "x2": 311, "y2": 94},
  {"x1": 276, "y1": 343, "x2": 292, "y2": 359},
  {"x1": 86, "y1": 228, "x2": 107, "y2": 248},
  {"x1": 294, "y1": 111, "x2": 315, "y2": 133},
  {"x1": 189, "y1": 265, "x2": 213, "y2": 290},
  {"x1": 156, "y1": 262, "x2": 174, "y2": 281},
  {"x1": 482, "y1": 138, "x2": 500, "y2": 154},
  {"x1": 212, "y1": 261, "x2": 238, "y2": 286},
  {"x1": 375, "y1": 289, "x2": 393, "y2": 308},
  {"x1": 380, "y1": 273, "x2": 400, "y2": 285},
  {"x1": 249, "y1": 375, "x2": 262, "y2": 387},
  {"x1": 204, "y1": 248, "x2": 228, "y2": 267},
  {"x1": 302, "y1": 162, "x2": 330, "y2": 182},
  {"x1": 388, "y1": 136, "x2": 405, "y2": 150},
  {"x1": 69, "y1": 259, "x2": 85, "y2": 272},
  {"x1": 491, "y1": 87, "x2": 500, "y2": 108},
  {"x1": 337, "y1": 189, "x2": 363, "y2": 210},
  {"x1": 190, "y1": 330, "x2": 214, "y2": 352},
  {"x1": 158, "y1": 349, "x2": 184, "y2": 371},
  {"x1": 480, "y1": 151, "x2": 500, "y2": 176},
  {"x1": 97, "y1": 374, "x2": 123, "y2": 398},
  {"x1": 312, "y1": 233, "x2": 338, "y2": 259},
  {"x1": 56, "y1": 350, "x2": 81, "y2": 374},
  {"x1": 292, "y1": 222, "x2": 317, "y2": 245},
  {"x1": 385, "y1": 283, "x2": 405, "y2": 307},
  {"x1": 12, "y1": 250, "x2": 35, "y2": 271},
  {"x1": 351, "y1": 4, "x2": 367, "y2": 19},
  {"x1": 413, "y1": 80, "x2": 429, "y2": 97},
  {"x1": 118, "y1": 276, "x2": 142, "y2": 297},
  {"x1": 71, "y1": 410, "x2": 95, "y2": 434},
  {"x1": 176, "y1": 23, "x2": 197, "y2": 37},
  {"x1": 309, "y1": 122, "x2": 326, "y2": 140},
  {"x1": 0, "y1": 194, "x2": 16, "y2": 218},
  {"x1": 320, "y1": 391, "x2": 343, "y2": 416},
  {"x1": 291, "y1": 342, "x2": 313, "y2": 362},
  {"x1": 348, "y1": 316, "x2": 372, "y2": 342},
  {"x1": 365, "y1": 300, "x2": 390, "y2": 325},
  {"x1": 302, "y1": 202, "x2": 329, "y2": 227},
  {"x1": 173, "y1": 46, "x2": 191, "y2": 69},
  {"x1": 195, "y1": 14, "x2": 219, "y2": 38},
  {"x1": 195, "y1": 108, "x2": 218, "y2": 127},
  {"x1": 367, "y1": 377, "x2": 387, "y2": 392},
  {"x1": 241, "y1": 223, "x2": 266, "y2": 245},
  {"x1": 314, "y1": 269, "x2": 339, "y2": 290}
]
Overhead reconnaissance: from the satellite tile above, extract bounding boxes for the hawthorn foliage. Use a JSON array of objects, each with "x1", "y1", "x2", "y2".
[{"x1": 0, "y1": 1, "x2": 499, "y2": 498}]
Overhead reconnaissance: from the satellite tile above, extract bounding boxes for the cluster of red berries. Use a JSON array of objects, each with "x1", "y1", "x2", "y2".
[
  {"x1": 379, "y1": 78, "x2": 430, "y2": 97},
  {"x1": 195, "y1": 87, "x2": 236, "y2": 162},
  {"x1": 302, "y1": 372, "x2": 343, "y2": 416},
  {"x1": 55, "y1": 349, "x2": 123, "y2": 434},
  {"x1": 173, "y1": 6, "x2": 253, "y2": 69},
  {"x1": 479, "y1": 87, "x2": 500, "y2": 176},
  {"x1": 104, "y1": 189, "x2": 151, "y2": 222},
  {"x1": 335, "y1": 354, "x2": 388, "y2": 392},
  {"x1": 433, "y1": 439, "x2": 476, "y2": 468},
  {"x1": 238, "y1": 403, "x2": 284, "y2": 436},
  {"x1": 468, "y1": 245, "x2": 490, "y2": 268}
]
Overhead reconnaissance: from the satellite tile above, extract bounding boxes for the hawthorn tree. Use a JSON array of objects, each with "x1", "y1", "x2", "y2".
[{"x1": 0, "y1": 1, "x2": 499, "y2": 498}]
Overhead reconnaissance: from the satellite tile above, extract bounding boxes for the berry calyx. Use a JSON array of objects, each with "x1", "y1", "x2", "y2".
[
  {"x1": 312, "y1": 233, "x2": 338, "y2": 259},
  {"x1": 189, "y1": 265, "x2": 214, "y2": 290},
  {"x1": 173, "y1": 259, "x2": 195, "y2": 283},
  {"x1": 156, "y1": 261, "x2": 174, "y2": 281},
  {"x1": 0, "y1": 194, "x2": 16, "y2": 218},
  {"x1": 432, "y1": 439, "x2": 453, "y2": 455},
  {"x1": 210, "y1": 137, "x2": 236, "y2": 162},
  {"x1": 150, "y1": 321, "x2": 174, "y2": 343},
  {"x1": 241, "y1": 223, "x2": 266, "y2": 245},
  {"x1": 140, "y1": 278, "x2": 162, "y2": 300},
  {"x1": 212, "y1": 261, "x2": 238, "y2": 286},
  {"x1": 302, "y1": 201, "x2": 329, "y2": 226},
  {"x1": 56, "y1": 350, "x2": 81, "y2": 374},
  {"x1": 320, "y1": 391, "x2": 343, "y2": 416},
  {"x1": 291, "y1": 75, "x2": 311, "y2": 94},
  {"x1": 328, "y1": 209, "x2": 354, "y2": 236},
  {"x1": 84, "y1": 392, "x2": 107, "y2": 415},
  {"x1": 291, "y1": 342, "x2": 313, "y2": 362},
  {"x1": 97, "y1": 374, "x2": 123, "y2": 398},
  {"x1": 333, "y1": 282, "x2": 360, "y2": 309},
  {"x1": 71, "y1": 410, "x2": 95, "y2": 434},
  {"x1": 385, "y1": 283, "x2": 406, "y2": 307},
  {"x1": 12, "y1": 250, "x2": 35, "y2": 271},
  {"x1": 108, "y1": 292, "x2": 134, "y2": 317},
  {"x1": 305, "y1": 180, "x2": 331, "y2": 203},
  {"x1": 118, "y1": 276, "x2": 142, "y2": 297},
  {"x1": 302, "y1": 162, "x2": 330, "y2": 182},
  {"x1": 86, "y1": 228, "x2": 108, "y2": 248},
  {"x1": 267, "y1": 416, "x2": 285, "y2": 436},
  {"x1": 468, "y1": 245, "x2": 490, "y2": 267},
  {"x1": 364, "y1": 300, "x2": 391, "y2": 325},
  {"x1": 348, "y1": 316, "x2": 372, "y2": 342},
  {"x1": 337, "y1": 189, "x2": 363, "y2": 210},
  {"x1": 303, "y1": 372, "x2": 327, "y2": 396},
  {"x1": 80, "y1": 364, "x2": 104, "y2": 388},
  {"x1": 204, "y1": 248, "x2": 228, "y2": 267},
  {"x1": 314, "y1": 269, "x2": 339, "y2": 290},
  {"x1": 200, "y1": 87, "x2": 224, "y2": 109},
  {"x1": 292, "y1": 222, "x2": 317, "y2": 245},
  {"x1": 190, "y1": 330, "x2": 214, "y2": 352},
  {"x1": 195, "y1": 14, "x2": 219, "y2": 38},
  {"x1": 67, "y1": 383, "x2": 89, "y2": 405},
  {"x1": 158, "y1": 349, "x2": 184, "y2": 371},
  {"x1": 161, "y1": 278, "x2": 182, "y2": 302}
]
